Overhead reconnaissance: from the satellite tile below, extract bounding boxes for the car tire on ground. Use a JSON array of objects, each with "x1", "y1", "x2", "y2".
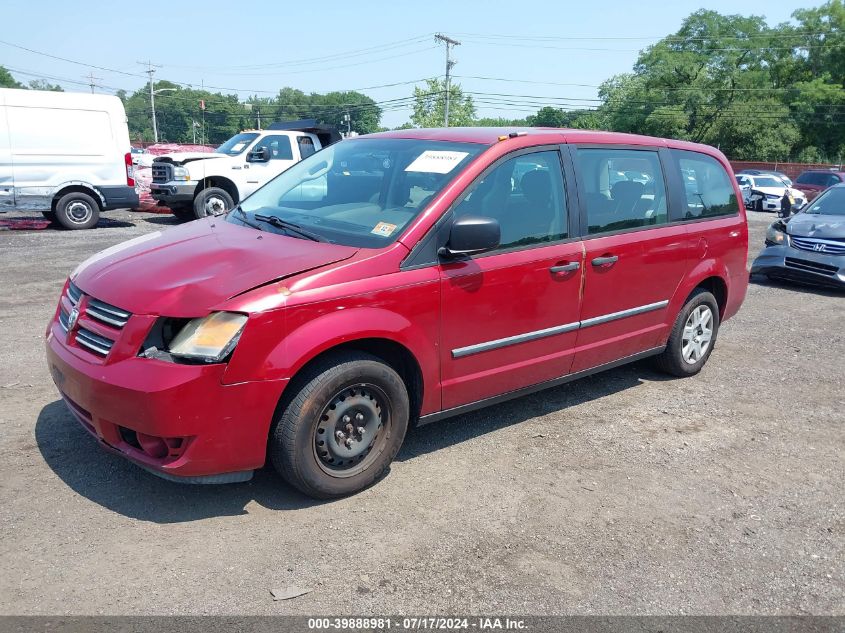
[
  {"x1": 193, "y1": 187, "x2": 233, "y2": 219},
  {"x1": 41, "y1": 210, "x2": 57, "y2": 224},
  {"x1": 54, "y1": 191, "x2": 99, "y2": 230},
  {"x1": 269, "y1": 351, "x2": 410, "y2": 499},
  {"x1": 653, "y1": 289, "x2": 720, "y2": 377}
]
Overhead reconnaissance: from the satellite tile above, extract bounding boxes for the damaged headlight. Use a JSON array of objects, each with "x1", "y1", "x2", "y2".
[
  {"x1": 765, "y1": 223, "x2": 789, "y2": 246},
  {"x1": 172, "y1": 166, "x2": 191, "y2": 181},
  {"x1": 168, "y1": 312, "x2": 247, "y2": 362}
]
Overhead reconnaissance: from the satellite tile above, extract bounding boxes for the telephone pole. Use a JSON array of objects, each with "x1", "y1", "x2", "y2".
[
  {"x1": 435, "y1": 33, "x2": 461, "y2": 127},
  {"x1": 138, "y1": 60, "x2": 162, "y2": 142},
  {"x1": 85, "y1": 71, "x2": 101, "y2": 94}
]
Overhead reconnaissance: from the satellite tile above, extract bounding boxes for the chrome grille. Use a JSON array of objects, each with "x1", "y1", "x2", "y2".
[
  {"x1": 75, "y1": 328, "x2": 114, "y2": 356},
  {"x1": 86, "y1": 298, "x2": 131, "y2": 328},
  {"x1": 58, "y1": 282, "x2": 133, "y2": 359},
  {"x1": 784, "y1": 257, "x2": 839, "y2": 276},
  {"x1": 151, "y1": 163, "x2": 172, "y2": 184},
  {"x1": 791, "y1": 236, "x2": 845, "y2": 256}
]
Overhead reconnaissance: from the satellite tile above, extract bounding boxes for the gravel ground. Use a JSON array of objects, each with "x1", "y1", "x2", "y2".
[{"x1": 0, "y1": 208, "x2": 842, "y2": 616}]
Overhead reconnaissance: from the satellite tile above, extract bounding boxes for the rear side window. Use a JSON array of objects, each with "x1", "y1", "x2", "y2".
[
  {"x1": 297, "y1": 136, "x2": 316, "y2": 158},
  {"x1": 573, "y1": 148, "x2": 668, "y2": 235},
  {"x1": 671, "y1": 151, "x2": 739, "y2": 220}
]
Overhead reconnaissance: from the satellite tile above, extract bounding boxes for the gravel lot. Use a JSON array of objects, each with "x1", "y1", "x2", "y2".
[{"x1": 0, "y1": 208, "x2": 842, "y2": 616}]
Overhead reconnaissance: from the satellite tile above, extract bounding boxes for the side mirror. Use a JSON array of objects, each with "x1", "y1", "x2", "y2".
[
  {"x1": 247, "y1": 147, "x2": 270, "y2": 162},
  {"x1": 438, "y1": 215, "x2": 500, "y2": 258}
]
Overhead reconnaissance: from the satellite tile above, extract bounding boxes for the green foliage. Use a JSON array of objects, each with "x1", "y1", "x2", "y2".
[
  {"x1": 27, "y1": 79, "x2": 63, "y2": 91},
  {"x1": 0, "y1": 66, "x2": 24, "y2": 88},
  {"x1": 409, "y1": 78, "x2": 476, "y2": 128}
]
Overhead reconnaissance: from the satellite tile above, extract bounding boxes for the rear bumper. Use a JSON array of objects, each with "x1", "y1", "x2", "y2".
[
  {"x1": 751, "y1": 245, "x2": 845, "y2": 289},
  {"x1": 150, "y1": 181, "x2": 195, "y2": 205},
  {"x1": 99, "y1": 185, "x2": 139, "y2": 211},
  {"x1": 45, "y1": 324, "x2": 288, "y2": 481}
]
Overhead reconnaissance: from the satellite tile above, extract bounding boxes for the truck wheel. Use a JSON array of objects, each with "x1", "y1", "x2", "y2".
[
  {"x1": 269, "y1": 351, "x2": 410, "y2": 499},
  {"x1": 653, "y1": 289, "x2": 720, "y2": 377},
  {"x1": 193, "y1": 187, "x2": 233, "y2": 218},
  {"x1": 41, "y1": 210, "x2": 57, "y2": 224},
  {"x1": 55, "y1": 192, "x2": 100, "y2": 230}
]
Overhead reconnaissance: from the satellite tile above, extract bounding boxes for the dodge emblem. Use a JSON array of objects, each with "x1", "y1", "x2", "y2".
[{"x1": 67, "y1": 306, "x2": 80, "y2": 334}]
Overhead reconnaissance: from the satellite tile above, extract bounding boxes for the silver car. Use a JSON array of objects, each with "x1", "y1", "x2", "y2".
[{"x1": 751, "y1": 184, "x2": 845, "y2": 289}]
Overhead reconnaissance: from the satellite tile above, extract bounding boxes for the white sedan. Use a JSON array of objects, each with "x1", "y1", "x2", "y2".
[{"x1": 736, "y1": 174, "x2": 806, "y2": 213}]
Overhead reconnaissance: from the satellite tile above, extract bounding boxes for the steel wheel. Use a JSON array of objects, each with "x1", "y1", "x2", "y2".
[
  {"x1": 204, "y1": 194, "x2": 228, "y2": 215},
  {"x1": 65, "y1": 200, "x2": 94, "y2": 225},
  {"x1": 682, "y1": 305, "x2": 713, "y2": 365},
  {"x1": 313, "y1": 383, "x2": 391, "y2": 478}
]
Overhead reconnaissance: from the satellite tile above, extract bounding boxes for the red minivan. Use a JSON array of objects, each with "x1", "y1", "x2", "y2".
[{"x1": 45, "y1": 128, "x2": 748, "y2": 498}]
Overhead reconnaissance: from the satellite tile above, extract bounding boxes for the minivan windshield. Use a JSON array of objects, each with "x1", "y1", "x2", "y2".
[
  {"x1": 803, "y1": 186, "x2": 845, "y2": 215},
  {"x1": 229, "y1": 138, "x2": 484, "y2": 247},
  {"x1": 216, "y1": 132, "x2": 260, "y2": 156}
]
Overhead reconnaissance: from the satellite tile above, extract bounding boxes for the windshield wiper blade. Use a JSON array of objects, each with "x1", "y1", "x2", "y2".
[
  {"x1": 232, "y1": 206, "x2": 264, "y2": 231},
  {"x1": 253, "y1": 214, "x2": 329, "y2": 242}
]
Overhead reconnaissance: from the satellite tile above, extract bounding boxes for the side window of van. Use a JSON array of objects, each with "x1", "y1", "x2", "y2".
[
  {"x1": 672, "y1": 150, "x2": 738, "y2": 219},
  {"x1": 452, "y1": 151, "x2": 568, "y2": 251},
  {"x1": 574, "y1": 148, "x2": 668, "y2": 235}
]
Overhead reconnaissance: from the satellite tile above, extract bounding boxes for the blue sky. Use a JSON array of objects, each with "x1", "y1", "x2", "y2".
[{"x1": 1, "y1": 0, "x2": 823, "y2": 128}]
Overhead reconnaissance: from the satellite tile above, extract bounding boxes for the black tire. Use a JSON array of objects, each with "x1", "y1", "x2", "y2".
[
  {"x1": 653, "y1": 289, "x2": 720, "y2": 377},
  {"x1": 269, "y1": 351, "x2": 410, "y2": 499},
  {"x1": 54, "y1": 192, "x2": 99, "y2": 230},
  {"x1": 193, "y1": 187, "x2": 233, "y2": 218},
  {"x1": 754, "y1": 197, "x2": 764, "y2": 212},
  {"x1": 41, "y1": 210, "x2": 58, "y2": 225}
]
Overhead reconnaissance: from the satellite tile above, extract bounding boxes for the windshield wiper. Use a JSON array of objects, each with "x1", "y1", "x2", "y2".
[
  {"x1": 253, "y1": 214, "x2": 329, "y2": 242},
  {"x1": 232, "y1": 206, "x2": 264, "y2": 231}
]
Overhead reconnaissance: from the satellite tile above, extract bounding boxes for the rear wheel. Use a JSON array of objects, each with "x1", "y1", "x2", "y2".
[
  {"x1": 269, "y1": 351, "x2": 410, "y2": 499},
  {"x1": 653, "y1": 289, "x2": 720, "y2": 377},
  {"x1": 54, "y1": 191, "x2": 99, "y2": 230},
  {"x1": 193, "y1": 187, "x2": 233, "y2": 218}
]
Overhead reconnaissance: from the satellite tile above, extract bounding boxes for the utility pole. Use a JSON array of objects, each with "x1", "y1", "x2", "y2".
[
  {"x1": 85, "y1": 71, "x2": 101, "y2": 94},
  {"x1": 256, "y1": 107, "x2": 261, "y2": 130},
  {"x1": 435, "y1": 33, "x2": 461, "y2": 127},
  {"x1": 138, "y1": 60, "x2": 162, "y2": 142},
  {"x1": 343, "y1": 111, "x2": 351, "y2": 137}
]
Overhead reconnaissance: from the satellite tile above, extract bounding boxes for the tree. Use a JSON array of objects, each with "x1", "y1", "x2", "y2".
[
  {"x1": 27, "y1": 79, "x2": 63, "y2": 91},
  {"x1": 409, "y1": 78, "x2": 475, "y2": 128},
  {"x1": 0, "y1": 66, "x2": 24, "y2": 89}
]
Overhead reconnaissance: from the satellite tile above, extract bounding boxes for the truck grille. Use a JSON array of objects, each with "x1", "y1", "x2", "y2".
[
  {"x1": 784, "y1": 257, "x2": 840, "y2": 276},
  {"x1": 58, "y1": 282, "x2": 132, "y2": 358},
  {"x1": 151, "y1": 163, "x2": 172, "y2": 184},
  {"x1": 791, "y1": 236, "x2": 845, "y2": 256}
]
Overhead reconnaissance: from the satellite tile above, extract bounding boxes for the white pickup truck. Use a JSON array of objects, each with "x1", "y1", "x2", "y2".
[{"x1": 150, "y1": 120, "x2": 341, "y2": 221}]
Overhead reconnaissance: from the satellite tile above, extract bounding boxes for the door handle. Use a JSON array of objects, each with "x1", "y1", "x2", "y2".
[
  {"x1": 591, "y1": 255, "x2": 619, "y2": 266},
  {"x1": 550, "y1": 262, "x2": 580, "y2": 273}
]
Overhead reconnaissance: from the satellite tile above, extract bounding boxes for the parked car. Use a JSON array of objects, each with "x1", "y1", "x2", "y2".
[
  {"x1": 46, "y1": 128, "x2": 748, "y2": 498},
  {"x1": 737, "y1": 169, "x2": 793, "y2": 187},
  {"x1": 0, "y1": 88, "x2": 138, "y2": 229},
  {"x1": 793, "y1": 169, "x2": 845, "y2": 202},
  {"x1": 150, "y1": 119, "x2": 341, "y2": 222},
  {"x1": 130, "y1": 146, "x2": 153, "y2": 168},
  {"x1": 736, "y1": 174, "x2": 806, "y2": 212},
  {"x1": 751, "y1": 184, "x2": 845, "y2": 289}
]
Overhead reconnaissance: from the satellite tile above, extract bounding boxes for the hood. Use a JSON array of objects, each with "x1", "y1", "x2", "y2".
[
  {"x1": 71, "y1": 219, "x2": 358, "y2": 316},
  {"x1": 753, "y1": 186, "x2": 786, "y2": 196},
  {"x1": 153, "y1": 152, "x2": 225, "y2": 165},
  {"x1": 787, "y1": 212, "x2": 845, "y2": 239}
]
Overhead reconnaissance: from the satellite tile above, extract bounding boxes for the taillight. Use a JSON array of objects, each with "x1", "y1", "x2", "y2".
[{"x1": 125, "y1": 152, "x2": 135, "y2": 187}]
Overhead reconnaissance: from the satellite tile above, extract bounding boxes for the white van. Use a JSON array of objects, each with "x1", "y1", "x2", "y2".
[{"x1": 0, "y1": 88, "x2": 138, "y2": 229}]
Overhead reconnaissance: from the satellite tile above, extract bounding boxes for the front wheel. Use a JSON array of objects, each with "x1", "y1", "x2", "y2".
[
  {"x1": 193, "y1": 187, "x2": 233, "y2": 218},
  {"x1": 653, "y1": 289, "x2": 720, "y2": 377},
  {"x1": 269, "y1": 352, "x2": 410, "y2": 499},
  {"x1": 54, "y1": 192, "x2": 100, "y2": 230}
]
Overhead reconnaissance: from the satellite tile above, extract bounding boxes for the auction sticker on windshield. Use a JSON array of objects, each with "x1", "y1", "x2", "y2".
[
  {"x1": 371, "y1": 222, "x2": 398, "y2": 237},
  {"x1": 405, "y1": 151, "x2": 470, "y2": 174}
]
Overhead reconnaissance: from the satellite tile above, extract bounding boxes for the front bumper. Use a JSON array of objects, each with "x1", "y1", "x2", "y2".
[
  {"x1": 45, "y1": 322, "x2": 288, "y2": 482},
  {"x1": 751, "y1": 243, "x2": 845, "y2": 289},
  {"x1": 150, "y1": 181, "x2": 196, "y2": 205}
]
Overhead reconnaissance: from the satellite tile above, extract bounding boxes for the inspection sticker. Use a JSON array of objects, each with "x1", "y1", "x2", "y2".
[
  {"x1": 405, "y1": 150, "x2": 469, "y2": 174},
  {"x1": 371, "y1": 222, "x2": 398, "y2": 237}
]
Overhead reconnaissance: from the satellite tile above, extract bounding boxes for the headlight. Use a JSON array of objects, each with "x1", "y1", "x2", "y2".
[
  {"x1": 765, "y1": 225, "x2": 788, "y2": 246},
  {"x1": 168, "y1": 312, "x2": 247, "y2": 362},
  {"x1": 173, "y1": 166, "x2": 191, "y2": 181}
]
